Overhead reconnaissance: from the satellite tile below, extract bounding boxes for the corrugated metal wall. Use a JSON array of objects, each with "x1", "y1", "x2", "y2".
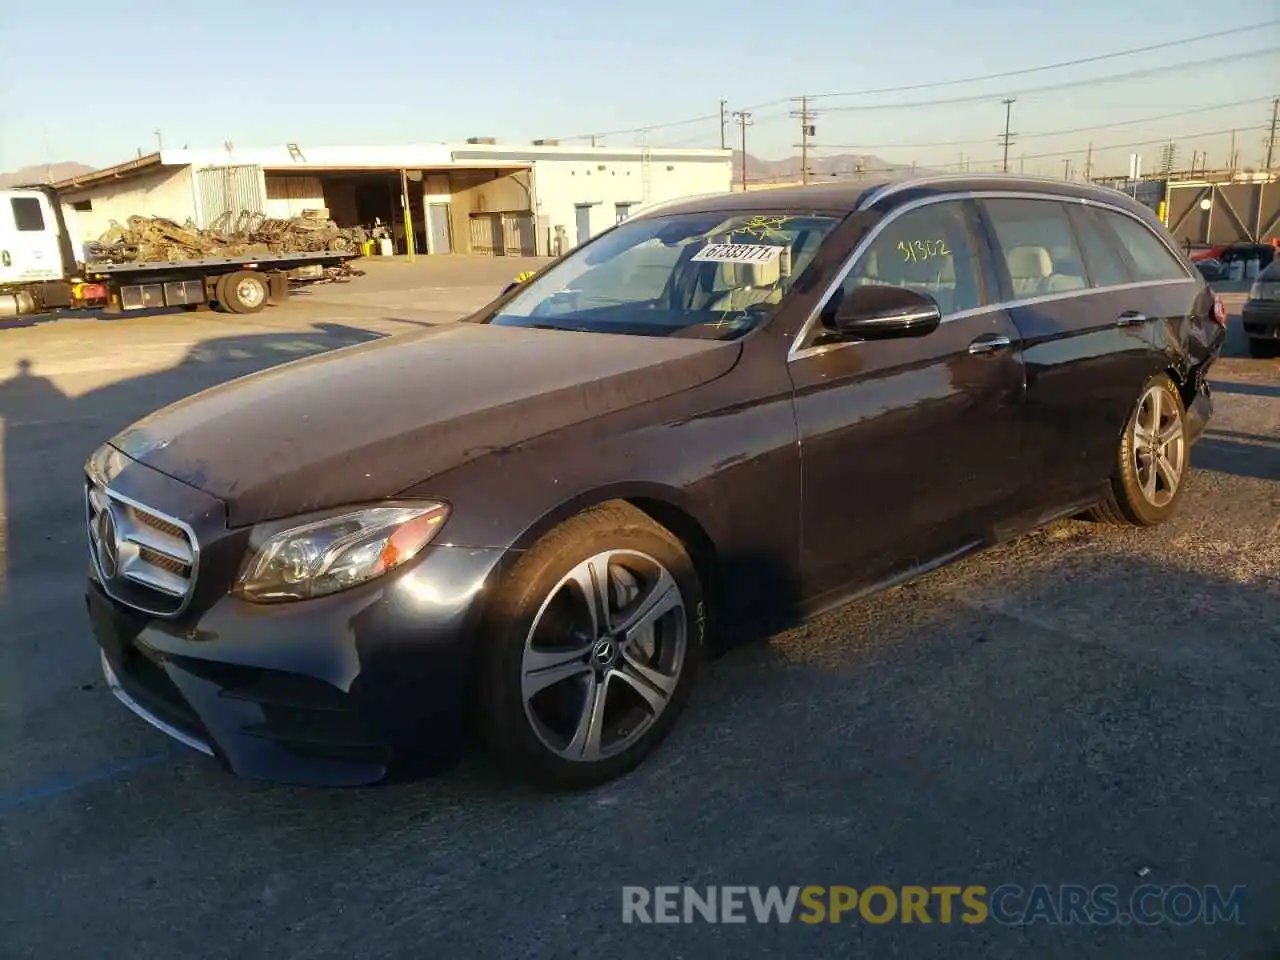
[
  {"x1": 197, "y1": 165, "x2": 266, "y2": 229},
  {"x1": 468, "y1": 212, "x2": 535, "y2": 255}
]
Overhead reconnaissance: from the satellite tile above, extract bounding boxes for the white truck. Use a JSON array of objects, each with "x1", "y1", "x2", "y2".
[{"x1": 0, "y1": 185, "x2": 361, "y2": 319}]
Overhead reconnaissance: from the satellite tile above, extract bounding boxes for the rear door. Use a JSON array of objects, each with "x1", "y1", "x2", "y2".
[
  {"x1": 788, "y1": 197, "x2": 1027, "y2": 601},
  {"x1": 978, "y1": 196, "x2": 1195, "y2": 504},
  {"x1": 0, "y1": 191, "x2": 64, "y2": 284}
]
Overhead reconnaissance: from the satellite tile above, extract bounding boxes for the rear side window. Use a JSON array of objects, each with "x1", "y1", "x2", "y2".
[
  {"x1": 1067, "y1": 207, "x2": 1131, "y2": 288},
  {"x1": 983, "y1": 199, "x2": 1088, "y2": 299},
  {"x1": 1096, "y1": 210, "x2": 1187, "y2": 282},
  {"x1": 834, "y1": 200, "x2": 985, "y2": 315},
  {"x1": 10, "y1": 197, "x2": 46, "y2": 232}
]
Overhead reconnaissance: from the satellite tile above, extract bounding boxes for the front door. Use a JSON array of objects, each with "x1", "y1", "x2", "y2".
[
  {"x1": 787, "y1": 197, "x2": 1027, "y2": 602},
  {"x1": 575, "y1": 205, "x2": 593, "y2": 248},
  {"x1": 0, "y1": 192, "x2": 64, "y2": 284},
  {"x1": 426, "y1": 203, "x2": 452, "y2": 254}
]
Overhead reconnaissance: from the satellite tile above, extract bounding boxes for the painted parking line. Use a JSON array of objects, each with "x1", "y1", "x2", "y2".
[{"x1": 0, "y1": 752, "x2": 168, "y2": 814}]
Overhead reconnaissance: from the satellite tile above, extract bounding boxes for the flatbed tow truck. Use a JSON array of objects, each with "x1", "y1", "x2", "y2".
[{"x1": 1, "y1": 185, "x2": 361, "y2": 319}]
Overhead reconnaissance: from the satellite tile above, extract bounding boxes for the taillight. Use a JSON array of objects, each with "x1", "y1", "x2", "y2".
[{"x1": 1211, "y1": 296, "x2": 1227, "y2": 327}]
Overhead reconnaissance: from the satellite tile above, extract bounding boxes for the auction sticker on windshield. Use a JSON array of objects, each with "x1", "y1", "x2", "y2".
[{"x1": 692, "y1": 244, "x2": 784, "y2": 264}]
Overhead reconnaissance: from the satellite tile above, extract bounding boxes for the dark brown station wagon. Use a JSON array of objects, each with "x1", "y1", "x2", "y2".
[{"x1": 85, "y1": 175, "x2": 1228, "y2": 788}]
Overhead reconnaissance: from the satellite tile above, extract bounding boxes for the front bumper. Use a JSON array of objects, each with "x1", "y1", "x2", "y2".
[
  {"x1": 1242, "y1": 300, "x2": 1280, "y2": 339},
  {"x1": 87, "y1": 540, "x2": 507, "y2": 786}
]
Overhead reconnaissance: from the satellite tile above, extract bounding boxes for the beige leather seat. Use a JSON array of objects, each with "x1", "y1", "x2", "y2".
[
  {"x1": 703, "y1": 258, "x2": 784, "y2": 312},
  {"x1": 1006, "y1": 246, "x2": 1053, "y2": 297}
]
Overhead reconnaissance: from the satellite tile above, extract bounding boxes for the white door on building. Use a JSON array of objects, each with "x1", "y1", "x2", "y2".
[
  {"x1": 575, "y1": 204, "x2": 593, "y2": 247},
  {"x1": 0, "y1": 192, "x2": 65, "y2": 284},
  {"x1": 426, "y1": 203, "x2": 452, "y2": 254}
]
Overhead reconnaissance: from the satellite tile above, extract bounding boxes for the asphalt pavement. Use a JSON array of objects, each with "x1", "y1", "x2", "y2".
[{"x1": 0, "y1": 264, "x2": 1276, "y2": 960}]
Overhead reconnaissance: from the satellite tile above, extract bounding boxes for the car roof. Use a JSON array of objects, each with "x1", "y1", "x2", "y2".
[{"x1": 636, "y1": 174, "x2": 1162, "y2": 222}]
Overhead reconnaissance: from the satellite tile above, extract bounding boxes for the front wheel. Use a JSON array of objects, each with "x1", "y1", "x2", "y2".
[
  {"x1": 1089, "y1": 374, "x2": 1189, "y2": 526},
  {"x1": 477, "y1": 503, "x2": 704, "y2": 789}
]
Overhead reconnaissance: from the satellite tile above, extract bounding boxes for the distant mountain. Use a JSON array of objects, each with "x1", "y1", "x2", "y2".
[
  {"x1": 0, "y1": 162, "x2": 95, "y2": 189},
  {"x1": 733, "y1": 151, "x2": 940, "y2": 185}
]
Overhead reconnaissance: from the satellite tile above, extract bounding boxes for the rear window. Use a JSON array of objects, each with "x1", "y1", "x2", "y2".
[
  {"x1": 10, "y1": 197, "x2": 45, "y2": 232},
  {"x1": 1096, "y1": 210, "x2": 1187, "y2": 282}
]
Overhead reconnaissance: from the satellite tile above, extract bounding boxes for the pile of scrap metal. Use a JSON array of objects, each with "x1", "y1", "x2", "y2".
[{"x1": 85, "y1": 210, "x2": 369, "y2": 267}]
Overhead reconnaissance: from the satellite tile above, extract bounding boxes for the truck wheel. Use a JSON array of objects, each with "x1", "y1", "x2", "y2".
[{"x1": 219, "y1": 270, "x2": 269, "y2": 314}]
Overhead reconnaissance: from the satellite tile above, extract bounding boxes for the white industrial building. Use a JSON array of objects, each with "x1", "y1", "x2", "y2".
[{"x1": 53, "y1": 140, "x2": 733, "y2": 257}]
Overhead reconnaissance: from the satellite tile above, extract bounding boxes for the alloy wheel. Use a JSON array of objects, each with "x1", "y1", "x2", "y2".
[
  {"x1": 520, "y1": 550, "x2": 687, "y2": 763},
  {"x1": 1132, "y1": 384, "x2": 1185, "y2": 508}
]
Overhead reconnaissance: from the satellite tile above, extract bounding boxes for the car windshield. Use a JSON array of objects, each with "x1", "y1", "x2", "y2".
[{"x1": 489, "y1": 211, "x2": 841, "y2": 339}]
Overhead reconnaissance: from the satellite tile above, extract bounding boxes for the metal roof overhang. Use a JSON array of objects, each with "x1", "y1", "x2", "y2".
[
  {"x1": 260, "y1": 162, "x2": 531, "y2": 174},
  {"x1": 54, "y1": 152, "x2": 165, "y2": 191}
]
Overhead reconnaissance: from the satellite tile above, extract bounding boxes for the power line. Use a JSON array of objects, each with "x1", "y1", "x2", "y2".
[
  {"x1": 551, "y1": 27, "x2": 1279, "y2": 145},
  {"x1": 817, "y1": 48, "x2": 1278, "y2": 113},
  {"x1": 810, "y1": 96, "x2": 1274, "y2": 151},
  {"x1": 910, "y1": 125, "x2": 1253, "y2": 172},
  {"x1": 737, "y1": 21, "x2": 1278, "y2": 112}
]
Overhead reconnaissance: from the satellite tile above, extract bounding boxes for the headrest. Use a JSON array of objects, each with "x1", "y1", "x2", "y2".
[
  {"x1": 1007, "y1": 246, "x2": 1052, "y2": 279},
  {"x1": 724, "y1": 257, "x2": 781, "y2": 287}
]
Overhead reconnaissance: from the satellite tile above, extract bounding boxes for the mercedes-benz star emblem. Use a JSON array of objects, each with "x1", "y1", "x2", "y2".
[
  {"x1": 95, "y1": 507, "x2": 120, "y2": 579},
  {"x1": 593, "y1": 638, "x2": 617, "y2": 667}
]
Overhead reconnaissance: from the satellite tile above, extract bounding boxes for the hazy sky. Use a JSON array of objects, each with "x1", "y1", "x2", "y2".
[{"x1": 1, "y1": 0, "x2": 1276, "y2": 177}]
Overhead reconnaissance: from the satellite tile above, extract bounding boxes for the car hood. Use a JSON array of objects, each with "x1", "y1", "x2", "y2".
[{"x1": 110, "y1": 322, "x2": 740, "y2": 526}]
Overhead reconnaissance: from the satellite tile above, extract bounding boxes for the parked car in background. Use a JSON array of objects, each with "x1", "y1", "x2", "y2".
[
  {"x1": 84, "y1": 175, "x2": 1228, "y2": 790},
  {"x1": 1242, "y1": 259, "x2": 1280, "y2": 357},
  {"x1": 1195, "y1": 258, "x2": 1226, "y2": 282}
]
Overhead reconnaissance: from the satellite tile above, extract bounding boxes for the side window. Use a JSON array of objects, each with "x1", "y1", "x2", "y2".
[
  {"x1": 1096, "y1": 210, "x2": 1188, "y2": 282},
  {"x1": 1067, "y1": 206, "x2": 1130, "y2": 288},
  {"x1": 11, "y1": 197, "x2": 46, "y2": 232},
  {"x1": 834, "y1": 201, "x2": 983, "y2": 316},
  {"x1": 984, "y1": 199, "x2": 1087, "y2": 299}
]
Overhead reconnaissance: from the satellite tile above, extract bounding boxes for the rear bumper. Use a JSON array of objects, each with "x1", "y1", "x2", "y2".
[
  {"x1": 1185, "y1": 378, "x2": 1212, "y2": 447},
  {"x1": 87, "y1": 540, "x2": 508, "y2": 787},
  {"x1": 1242, "y1": 300, "x2": 1280, "y2": 339}
]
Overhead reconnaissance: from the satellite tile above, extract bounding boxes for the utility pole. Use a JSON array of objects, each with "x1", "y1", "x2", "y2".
[
  {"x1": 1265, "y1": 97, "x2": 1278, "y2": 169},
  {"x1": 1229, "y1": 130, "x2": 1239, "y2": 170},
  {"x1": 719, "y1": 99, "x2": 728, "y2": 151},
  {"x1": 999, "y1": 98, "x2": 1017, "y2": 174},
  {"x1": 733, "y1": 111, "x2": 753, "y2": 191},
  {"x1": 790, "y1": 96, "x2": 817, "y2": 185},
  {"x1": 154, "y1": 129, "x2": 163, "y2": 152},
  {"x1": 1084, "y1": 142, "x2": 1093, "y2": 182},
  {"x1": 1062, "y1": 158, "x2": 1072, "y2": 180}
]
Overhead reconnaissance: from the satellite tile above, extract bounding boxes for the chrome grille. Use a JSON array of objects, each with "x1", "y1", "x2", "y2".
[{"x1": 86, "y1": 478, "x2": 198, "y2": 617}]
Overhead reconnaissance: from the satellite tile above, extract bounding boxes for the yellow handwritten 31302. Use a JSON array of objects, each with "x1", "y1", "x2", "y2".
[{"x1": 898, "y1": 240, "x2": 950, "y2": 262}]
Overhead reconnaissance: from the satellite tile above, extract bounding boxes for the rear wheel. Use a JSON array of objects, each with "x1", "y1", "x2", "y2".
[
  {"x1": 1247, "y1": 337, "x2": 1279, "y2": 359},
  {"x1": 477, "y1": 503, "x2": 704, "y2": 789},
  {"x1": 1089, "y1": 374, "x2": 1188, "y2": 526},
  {"x1": 218, "y1": 270, "x2": 269, "y2": 314}
]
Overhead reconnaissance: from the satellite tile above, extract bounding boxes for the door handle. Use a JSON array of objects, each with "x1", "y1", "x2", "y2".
[
  {"x1": 968, "y1": 334, "x2": 1012, "y2": 355},
  {"x1": 1116, "y1": 310, "x2": 1147, "y2": 327}
]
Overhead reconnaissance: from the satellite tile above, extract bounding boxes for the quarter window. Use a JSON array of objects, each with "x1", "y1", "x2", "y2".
[
  {"x1": 831, "y1": 201, "x2": 984, "y2": 316},
  {"x1": 984, "y1": 199, "x2": 1088, "y2": 299},
  {"x1": 10, "y1": 197, "x2": 45, "y2": 232},
  {"x1": 1097, "y1": 210, "x2": 1188, "y2": 282},
  {"x1": 1068, "y1": 206, "x2": 1131, "y2": 288}
]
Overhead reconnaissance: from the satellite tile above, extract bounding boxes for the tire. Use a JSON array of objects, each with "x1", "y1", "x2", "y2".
[
  {"x1": 1247, "y1": 337, "x2": 1279, "y2": 359},
  {"x1": 218, "y1": 270, "x2": 269, "y2": 314},
  {"x1": 476, "y1": 502, "x2": 705, "y2": 789},
  {"x1": 1089, "y1": 373, "x2": 1189, "y2": 526}
]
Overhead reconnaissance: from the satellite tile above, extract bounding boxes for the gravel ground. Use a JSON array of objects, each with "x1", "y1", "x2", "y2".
[{"x1": 0, "y1": 265, "x2": 1275, "y2": 960}]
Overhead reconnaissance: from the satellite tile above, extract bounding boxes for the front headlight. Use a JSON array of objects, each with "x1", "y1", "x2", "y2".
[{"x1": 236, "y1": 502, "x2": 449, "y2": 603}]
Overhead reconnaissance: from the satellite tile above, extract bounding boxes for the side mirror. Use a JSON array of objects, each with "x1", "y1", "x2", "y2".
[{"x1": 829, "y1": 284, "x2": 942, "y2": 340}]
